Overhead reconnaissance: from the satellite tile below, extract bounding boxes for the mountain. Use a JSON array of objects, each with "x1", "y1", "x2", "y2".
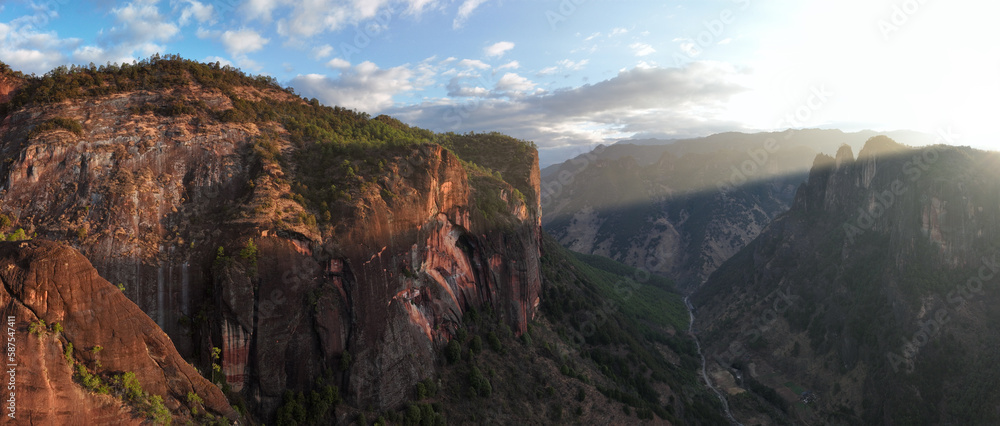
[
  {"x1": 542, "y1": 129, "x2": 941, "y2": 290},
  {"x1": 692, "y1": 136, "x2": 1000, "y2": 424},
  {"x1": 0, "y1": 56, "x2": 728, "y2": 424}
]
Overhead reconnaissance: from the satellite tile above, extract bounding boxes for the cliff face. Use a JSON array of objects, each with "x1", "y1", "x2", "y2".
[
  {"x1": 0, "y1": 60, "x2": 541, "y2": 417},
  {"x1": 693, "y1": 137, "x2": 1000, "y2": 424},
  {"x1": 0, "y1": 240, "x2": 236, "y2": 424},
  {"x1": 213, "y1": 144, "x2": 541, "y2": 410}
]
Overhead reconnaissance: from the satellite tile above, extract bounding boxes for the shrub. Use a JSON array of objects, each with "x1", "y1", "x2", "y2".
[
  {"x1": 239, "y1": 239, "x2": 258, "y2": 263},
  {"x1": 470, "y1": 336, "x2": 483, "y2": 355},
  {"x1": 468, "y1": 366, "x2": 492, "y2": 397},
  {"x1": 28, "y1": 117, "x2": 84, "y2": 138},
  {"x1": 487, "y1": 331, "x2": 503, "y2": 353},
  {"x1": 29, "y1": 319, "x2": 47, "y2": 336},
  {"x1": 5, "y1": 228, "x2": 29, "y2": 241},
  {"x1": 445, "y1": 340, "x2": 461, "y2": 364}
]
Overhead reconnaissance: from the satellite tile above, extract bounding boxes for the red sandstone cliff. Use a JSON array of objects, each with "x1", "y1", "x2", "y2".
[
  {"x1": 0, "y1": 61, "x2": 541, "y2": 418},
  {"x1": 0, "y1": 240, "x2": 236, "y2": 424}
]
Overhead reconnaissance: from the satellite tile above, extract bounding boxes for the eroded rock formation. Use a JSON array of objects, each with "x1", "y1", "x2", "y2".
[{"x1": 0, "y1": 240, "x2": 236, "y2": 424}]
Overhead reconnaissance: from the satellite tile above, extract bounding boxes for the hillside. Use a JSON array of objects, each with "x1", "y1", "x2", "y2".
[
  {"x1": 693, "y1": 137, "x2": 1000, "y2": 424},
  {"x1": 0, "y1": 56, "x2": 725, "y2": 424},
  {"x1": 0, "y1": 55, "x2": 544, "y2": 422},
  {"x1": 542, "y1": 129, "x2": 943, "y2": 291}
]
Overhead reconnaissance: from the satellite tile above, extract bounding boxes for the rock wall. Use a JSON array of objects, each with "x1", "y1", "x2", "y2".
[
  {"x1": 0, "y1": 87, "x2": 541, "y2": 417},
  {"x1": 0, "y1": 240, "x2": 236, "y2": 424}
]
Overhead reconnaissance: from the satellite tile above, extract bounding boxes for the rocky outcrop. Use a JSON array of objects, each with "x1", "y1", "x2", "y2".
[
  {"x1": 0, "y1": 240, "x2": 236, "y2": 424},
  {"x1": 0, "y1": 61, "x2": 541, "y2": 419},
  {"x1": 692, "y1": 137, "x2": 1000, "y2": 424},
  {"x1": 210, "y1": 144, "x2": 541, "y2": 412}
]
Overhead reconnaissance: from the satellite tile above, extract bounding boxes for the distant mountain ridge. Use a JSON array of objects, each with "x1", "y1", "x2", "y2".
[{"x1": 542, "y1": 129, "x2": 937, "y2": 290}]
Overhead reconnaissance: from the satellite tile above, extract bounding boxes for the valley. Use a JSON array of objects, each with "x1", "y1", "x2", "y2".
[{"x1": 1, "y1": 53, "x2": 996, "y2": 426}]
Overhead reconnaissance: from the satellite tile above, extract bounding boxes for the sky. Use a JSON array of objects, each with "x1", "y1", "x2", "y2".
[{"x1": 1, "y1": 0, "x2": 998, "y2": 166}]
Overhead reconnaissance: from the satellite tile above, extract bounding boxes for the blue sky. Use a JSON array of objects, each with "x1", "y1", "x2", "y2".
[{"x1": 1, "y1": 0, "x2": 997, "y2": 165}]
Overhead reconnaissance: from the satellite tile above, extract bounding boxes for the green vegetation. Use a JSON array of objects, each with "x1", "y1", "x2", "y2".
[
  {"x1": 467, "y1": 366, "x2": 492, "y2": 397},
  {"x1": 64, "y1": 342, "x2": 74, "y2": 364},
  {"x1": 2, "y1": 228, "x2": 30, "y2": 241},
  {"x1": 27, "y1": 117, "x2": 84, "y2": 139},
  {"x1": 1, "y1": 54, "x2": 280, "y2": 117},
  {"x1": 239, "y1": 238, "x2": 258, "y2": 264},
  {"x1": 538, "y1": 233, "x2": 722, "y2": 424},
  {"x1": 28, "y1": 319, "x2": 47, "y2": 336},
  {"x1": 111, "y1": 372, "x2": 172, "y2": 424},
  {"x1": 2, "y1": 56, "x2": 539, "y2": 246},
  {"x1": 274, "y1": 385, "x2": 341, "y2": 426}
]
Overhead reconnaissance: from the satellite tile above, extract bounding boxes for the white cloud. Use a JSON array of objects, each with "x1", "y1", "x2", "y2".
[
  {"x1": 242, "y1": 0, "x2": 280, "y2": 21},
  {"x1": 453, "y1": 0, "x2": 488, "y2": 29},
  {"x1": 497, "y1": 60, "x2": 519, "y2": 70},
  {"x1": 537, "y1": 59, "x2": 588, "y2": 77},
  {"x1": 402, "y1": 0, "x2": 436, "y2": 14},
  {"x1": 72, "y1": 45, "x2": 107, "y2": 64},
  {"x1": 558, "y1": 59, "x2": 588, "y2": 71},
  {"x1": 384, "y1": 62, "x2": 747, "y2": 163},
  {"x1": 494, "y1": 73, "x2": 536, "y2": 95},
  {"x1": 484, "y1": 41, "x2": 514, "y2": 58},
  {"x1": 0, "y1": 14, "x2": 77, "y2": 73},
  {"x1": 220, "y1": 28, "x2": 269, "y2": 56},
  {"x1": 176, "y1": 0, "x2": 215, "y2": 25},
  {"x1": 457, "y1": 59, "x2": 490, "y2": 70},
  {"x1": 107, "y1": 1, "x2": 180, "y2": 46},
  {"x1": 538, "y1": 66, "x2": 559, "y2": 76},
  {"x1": 447, "y1": 77, "x2": 489, "y2": 97},
  {"x1": 630, "y1": 42, "x2": 656, "y2": 57},
  {"x1": 313, "y1": 44, "x2": 334, "y2": 59},
  {"x1": 674, "y1": 38, "x2": 700, "y2": 57},
  {"x1": 290, "y1": 61, "x2": 415, "y2": 113},
  {"x1": 203, "y1": 55, "x2": 233, "y2": 68},
  {"x1": 277, "y1": 0, "x2": 395, "y2": 39},
  {"x1": 327, "y1": 58, "x2": 350, "y2": 69},
  {"x1": 610, "y1": 27, "x2": 628, "y2": 36}
]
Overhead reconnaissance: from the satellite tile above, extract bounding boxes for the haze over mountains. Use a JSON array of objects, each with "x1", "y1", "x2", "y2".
[
  {"x1": 2, "y1": 50, "x2": 999, "y2": 426},
  {"x1": 541, "y1": 129, "x2": 943, "y2": 290}
]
